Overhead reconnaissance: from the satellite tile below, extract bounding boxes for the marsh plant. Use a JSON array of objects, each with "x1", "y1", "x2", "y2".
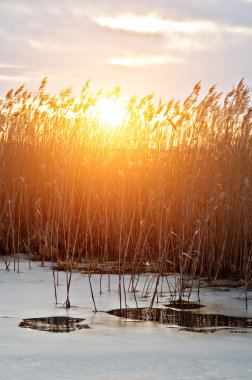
[{"x1": 0, "y1": 78, "x2": 251, "y2": 307}]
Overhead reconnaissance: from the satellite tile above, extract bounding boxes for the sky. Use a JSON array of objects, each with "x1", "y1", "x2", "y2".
[{"x1": 0, "y1": 0, "x2": 252, "y2": 101}]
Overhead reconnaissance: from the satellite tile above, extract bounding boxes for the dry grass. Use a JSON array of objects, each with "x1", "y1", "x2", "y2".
[{"x1": 0, "y1": 78, "x2": 251, "y2": 283}]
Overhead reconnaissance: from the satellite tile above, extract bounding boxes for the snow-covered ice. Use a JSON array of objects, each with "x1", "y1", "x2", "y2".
[{"x1": 0, "y1": 257, "x2": 252, "y2": 380}]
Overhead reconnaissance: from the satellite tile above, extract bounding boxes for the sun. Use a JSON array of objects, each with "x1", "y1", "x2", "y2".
[{"x1": 88, "y1": 97, "x2": 127, "y2": 129}]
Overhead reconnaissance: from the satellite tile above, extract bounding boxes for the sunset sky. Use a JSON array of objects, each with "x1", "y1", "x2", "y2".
[{"x1": 0, "y1": 0, "x2": 252, "y2": 100}]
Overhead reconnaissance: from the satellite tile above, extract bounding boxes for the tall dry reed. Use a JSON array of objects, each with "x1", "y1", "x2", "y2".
[{"x1": 0, "y1": 79, "x2": 251, "y2": 286}]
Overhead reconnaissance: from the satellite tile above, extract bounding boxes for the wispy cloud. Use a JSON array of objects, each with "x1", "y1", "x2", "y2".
[
  {"x1": 108, "y1": 54, "x2": 184, "y2": 67},
  {"x1": 0, "y1": 72, "x2": 43, "y2": 82},
  {"x1": 94, "y1": 13, "x2": 252, "y2": 37},
  {"x1": 0, "y1": 63, "x2": 29, "y2": 69},
  {"x1": 95, "y1": 14, "x2": 170, "y2": 34},
  {"x1": 93, "y1": 12, "x2": 252, "y2": 58},
  {"x1": 231, "y1": 25, "x2": 252, "y2": 35},
  {"x1": 27, "y1": 38, "x2": 81, "y2": 52},
  {"x1": 0, "y1": 62, "x2": 45, "y2": 84},
  {"x1": 95, "y1": 13, "x2": 232, "y2": 36}
]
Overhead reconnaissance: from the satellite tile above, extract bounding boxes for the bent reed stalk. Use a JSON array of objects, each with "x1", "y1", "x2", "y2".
[{"x1": 0, "y1": 78, "x2": 251, "y2": 292}]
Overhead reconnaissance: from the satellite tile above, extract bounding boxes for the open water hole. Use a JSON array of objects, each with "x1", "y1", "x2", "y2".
[
  {"x1": 107, "y1": 307, "x2": 252, "y2": 332},
  {"x1": 19, "y1": 316, "x2": 90, "y2": 333}
]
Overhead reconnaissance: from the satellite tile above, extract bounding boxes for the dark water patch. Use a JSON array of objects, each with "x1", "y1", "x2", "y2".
[
  {"x1": 164, "y1": 300, "x2": 205, "y2": 310},
  {"x1": 19, "y1": 316, "x2": 89, "y2": 333},
  {"x1": 108, "y1": 308, "x2": 252, "y2": 330}
]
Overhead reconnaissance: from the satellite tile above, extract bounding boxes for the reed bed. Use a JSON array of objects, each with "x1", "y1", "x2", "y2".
[{"x1": 0, "y1": 78, "x2": 251, "y2": 285}]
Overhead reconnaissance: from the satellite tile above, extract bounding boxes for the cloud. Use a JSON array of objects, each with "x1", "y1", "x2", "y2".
[
  {"x1": 95, "y1": 14, "x2": 170, "y2": 34},
  {"x1": 0, "y1": 74, "x2": 37, "y2": 82},
  {"x1": 94, "y1": 14, "x2": 223, "y2": 35},
  {"x1": 231, "y1": 25, "x2": 252, "y2": 35},
  {"x1": 93, "y1": 12, "x2": 252, "y2": 58},
  {"x1": 27, "y1": 38, "x2": 81, "y2": 52},
  {"x1": 107, "y1": 54, "x2": 184, "y2": 67},
  {"x1": 0, "y1": 63, "x2": 29, "y2": 69},
  {"x1": 94, "y1": 13, "x2": 252, "y2": 37},
  {"x1": 0, "y1": 62, "x2": 46, "y2": 85},
  {"x1": 0, "y1": 70, "x2": 44, "y2": 83}
]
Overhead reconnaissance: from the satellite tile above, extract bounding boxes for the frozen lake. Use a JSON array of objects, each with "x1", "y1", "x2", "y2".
[{"x1": 1, "y1": 257, "x2": 252, "y2": 380}]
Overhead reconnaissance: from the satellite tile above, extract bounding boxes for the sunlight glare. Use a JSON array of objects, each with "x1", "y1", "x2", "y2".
[
  {"x1": 88, "y1": 97, "x2": 127, "y2": 129},
  {"x1": 65, "y1": 110, "x2": 77, "y2": 119}
]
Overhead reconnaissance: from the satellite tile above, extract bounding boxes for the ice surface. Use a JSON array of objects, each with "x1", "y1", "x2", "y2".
[{"x1": 0, "y1": 257, "x2": 252, "y2": 380}]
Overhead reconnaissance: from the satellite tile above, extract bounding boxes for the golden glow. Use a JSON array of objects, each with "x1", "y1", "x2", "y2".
[{"x1": 88, "y1": 97, "x2": 127, "y2": 128}]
